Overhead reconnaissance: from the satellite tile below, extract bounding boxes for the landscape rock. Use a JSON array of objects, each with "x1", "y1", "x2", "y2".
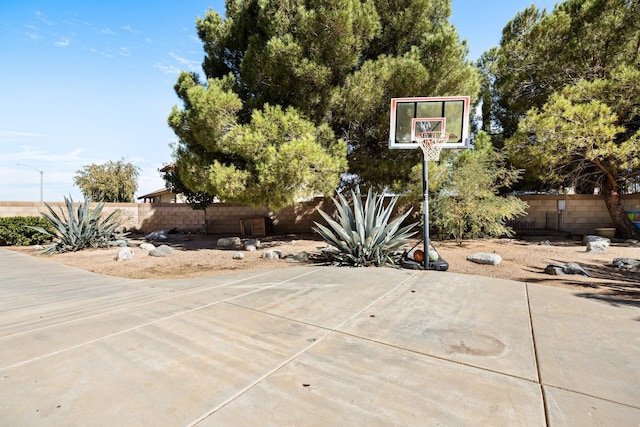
[
  {"x1": 544, "y1": 265, "x2": 565, "y2": 275},
  {"x1": 284, "y1": 251, "x2": 310, "y2": 263},
  {"x1": 217, "y1": 237, "x2": 242, "y2": 248},
  {"x1": 139, "y1": 243, "x2": 155, "y2": 251},
  {"x1": 112, "y1": 239, "x2": 129, "y2": 247},
  {"x1": 244, "y1": 239, "x2": 260, "y2": 250},
  {"x1": 115, "y1": 247, "x2": 135, "y2": 261},
  {"x1": 545, "y1": 262, "x2": 590, "y2": 276},
  {"x1": 586, "y1": 241, "x2": 607, "y2": 253},
  {"x1": 262, "y1": 250, "x2": 282, "y2": 260},
  {"x1": 539, "y1": 240, "x2": 551, "y2": 246},
  {"x1": 563, "y1": 262, "x2": 590, "y2": 276},
  {"x1": 149, "y1": 245, "x2": 175, "y2": 257},
  {"x1": 582, "y1": 235, "x2": 610, "y2": 247},
  {"x1": 145, "y1": 230, "x2": 169, "y2": 241},
  {"x1": 293, "y1": 251, "x2": 310, "y2": 262},
  {"x1": 467, "y1": 253, "x2": 502, "y2": 265},
  {"x1": 611, "y1": 258, "x2": 640, "y2": 270},
  {"x1": 232, "y1": 252, "x2": 245, "y2": 260}
]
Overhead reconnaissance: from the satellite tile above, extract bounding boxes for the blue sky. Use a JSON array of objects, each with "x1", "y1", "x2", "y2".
[{"x1": 0, "y1": 0, "x2": 558, "y2": 202}]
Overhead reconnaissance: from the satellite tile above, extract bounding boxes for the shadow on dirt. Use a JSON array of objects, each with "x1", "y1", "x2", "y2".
[
  {"x1": 525, "y1": 259, "x2": 640, "y2": 309},
  {"x1": 132, "y1": 232, "x2": 324, "y2": 252}
]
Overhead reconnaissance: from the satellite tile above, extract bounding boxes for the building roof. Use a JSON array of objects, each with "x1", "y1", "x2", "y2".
[{"x1": 137, "y1": 188, "x2": 172, "y2": 200}]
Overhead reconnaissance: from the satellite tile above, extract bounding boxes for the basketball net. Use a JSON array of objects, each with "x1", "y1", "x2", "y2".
[{"x1": 416, "y1": 131, "x2": 449, "y2": 162}]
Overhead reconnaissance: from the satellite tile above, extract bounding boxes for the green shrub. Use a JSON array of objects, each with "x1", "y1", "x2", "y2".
[
  {"x1": 314, "y1": 187, "x2": 417, "y2": 267},
  {"x1": 0, "y1": 216, "x2": 56, "y2": 246},
  {"x1": 28, "y1": 196, "x2": 129, "y2": 254}
]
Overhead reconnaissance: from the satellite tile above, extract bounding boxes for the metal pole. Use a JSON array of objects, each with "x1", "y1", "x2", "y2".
[
  {"x1": 16, "y1": 162, "x2": 43, "y2": 203},
  {"x1": 39, "y1": 170, "x2": 43, "y2": 203},
  {"x1": 422, "y1": 155, "x2": 430, "y2": 270}
]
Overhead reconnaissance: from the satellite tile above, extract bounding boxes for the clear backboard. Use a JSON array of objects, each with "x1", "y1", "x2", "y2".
[{"x1": 389, "y1": 96, "x2": 471, "y2": 149}]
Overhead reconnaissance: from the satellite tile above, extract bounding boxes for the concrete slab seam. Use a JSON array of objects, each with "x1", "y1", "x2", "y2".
[
  {"x1": 334, "y1": 329, "x2": 541, "y2": 386},
  {"x1": 186, "y1": 271, "x2": 420, "y2": 426},
  {"x1": 0, "y1": 269, "x2": 278, "y2": 341},
  {"x1": 525, "y1": 282, "x2": 550, "y2": 427},
  {"x1": 527, "y1": 283, "x2": 640, "y2": 413},
  {"x1": 543, "y1": 384, "x2": 640, "y2": 411},
  {"x1": 0, "y1": 268, "x2": 323, "y2": 372}
]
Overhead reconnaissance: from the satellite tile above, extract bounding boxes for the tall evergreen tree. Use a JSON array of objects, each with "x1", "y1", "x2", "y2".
[
  {"x1": 491, "y1": 0, "x2": 640, "y2": 238},
  {"x1": 171, "y1": 0, "x2": 479, "y2": 199}
]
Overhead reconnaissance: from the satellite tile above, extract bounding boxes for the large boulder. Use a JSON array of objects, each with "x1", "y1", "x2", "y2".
[
  {"x1": 611, "y1": 258, "x2": 640, "y2": 270},
  {"x1": 149, "y1": 245, "x2": 175, "y2": 257},
  {"x1": 284, "y1": 251, "x2": 310, "y2": 263},
  {"x1": 544, "y1": 262, "x2": 590, "y2": 276},
  {"x1": 467, "y1": 253, "x2": 502, "y2": 265},
  {"x1": 145, "y1": 230, "x2": 169, "y2": 241},
  {"x1": 582, "y1": 235, "x2": 610, "y2": 247},
  {"x1": 244, "y1": 239, "x2": 260, "y2": 250},
  {"x1": 139, "y1": 242, "x2": 155, "y2": 251},
  {"x1": 586, "y1": 241, "x2": 607, "y2": 253},
  {"x1": 262, "y1": 250, "x2": 282, "y2": 260},
  {"x1": 217, "y1": 237, "x2": 242, "y2": 248},
  {"x1": 115, "y1": 247, "x2": 135, "y2": 261},
  {"x1": 563, "y1": 262, "x2": 590, "y2": 276},
  {"x1": 544, "y1": 265, "x2": 565, "y2": 275}
]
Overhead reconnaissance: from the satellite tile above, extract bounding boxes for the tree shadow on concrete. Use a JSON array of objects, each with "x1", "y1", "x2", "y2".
[{"x1": 525, "y1": 259, "x2": 640, "y2": 310}]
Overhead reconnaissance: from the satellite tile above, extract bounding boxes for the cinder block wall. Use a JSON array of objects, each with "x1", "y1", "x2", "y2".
[
  {"x1": 0, "y1": 198, "x2": 331, "y2": 235},
  {"x1": 2, "y1": 194, "x2": 639, "y2": 237},
  {"x1": 517, "y1": 194, "x2": 640, "y2": 235}
]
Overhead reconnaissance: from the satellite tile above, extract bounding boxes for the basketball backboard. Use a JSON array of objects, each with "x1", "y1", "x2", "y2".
[{"x1": 389, "y1": 96, "x2": 471, "y2": 149}]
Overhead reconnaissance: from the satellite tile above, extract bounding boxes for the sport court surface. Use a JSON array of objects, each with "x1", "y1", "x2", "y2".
[{"x1": 1, "y1": 248, "x2": 638, "y2": 426}]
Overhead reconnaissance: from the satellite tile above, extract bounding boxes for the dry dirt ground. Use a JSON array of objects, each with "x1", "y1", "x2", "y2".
[{"x1": 7, "y1": 233, "x2": 640, "y2": 307}]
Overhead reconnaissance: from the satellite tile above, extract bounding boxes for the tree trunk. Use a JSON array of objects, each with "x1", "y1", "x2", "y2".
[{"x1": 601, "y1": 180, "x2": 640, "y2": 239}]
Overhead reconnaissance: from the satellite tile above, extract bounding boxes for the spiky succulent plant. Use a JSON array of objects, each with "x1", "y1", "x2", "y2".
[
  {"x1": 28, "y1": 195, "x2": 129, "y2": 254},
  {"x1": 314, "y1": 187, "x2": 417, "y2": 267}
]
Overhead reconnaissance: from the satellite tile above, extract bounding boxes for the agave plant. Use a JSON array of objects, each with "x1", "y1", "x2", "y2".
[
  {"x1": 314, "y1": 187, "x2": 417, "y2": 267},
  {"x1": 29, "y1": 195, "x2": 129, "y2": 254}
]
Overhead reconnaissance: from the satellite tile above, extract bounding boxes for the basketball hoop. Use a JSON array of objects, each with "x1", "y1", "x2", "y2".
[{"x1": 416, "y1": 131, "x2": 449, "y2": 161}]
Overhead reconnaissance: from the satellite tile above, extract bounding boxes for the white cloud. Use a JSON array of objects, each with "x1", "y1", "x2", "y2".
[
  {"x1": 169, "y1": 52, "x2": 201, "y2": 72},
  {"x1": 34, "y1": 11, "x2": 54, "y2": 26},
  {"x1": 89, "y1": 47, "x2": 114, "y2": 59},
  {"x1": 0, "y1": 130, "x2": 45, "y2": 139},
  {"x1": 122, "y1": 25, "x2": 137, "y2": 33},
  {"x1": 24, "y1": 32, "x2": 40, "y2": 41},
  {"x1": 24, "y1": 25, "x2": 41, "y2": 41},
  {"x1": 153, "y1": 63, "x2": 181, "y2": 75},
  {"x1": 100, "y1": 27, "x2": 116, "y2": 35},
  {"x1": 170, "y1": 52, "x2": 196, "y2": 66},
  {"x1": 54, "y1": 37, "x2": 70, "y2": 47},
  {"x1": 4, "y1": 147, "x2": 85, "y2": 163},
  {"x1": 118, "y1": 47, "x2": 130, "y2": 57}
]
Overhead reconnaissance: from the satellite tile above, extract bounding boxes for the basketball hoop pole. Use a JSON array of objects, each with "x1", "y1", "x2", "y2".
[{"x1": 422, "y1": 155, "x2": 430, "y2": 270}]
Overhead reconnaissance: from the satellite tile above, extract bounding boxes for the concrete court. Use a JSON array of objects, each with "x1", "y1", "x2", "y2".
[{"x1": 0, "y1": 248, "x2": 638, "y2": 426}]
